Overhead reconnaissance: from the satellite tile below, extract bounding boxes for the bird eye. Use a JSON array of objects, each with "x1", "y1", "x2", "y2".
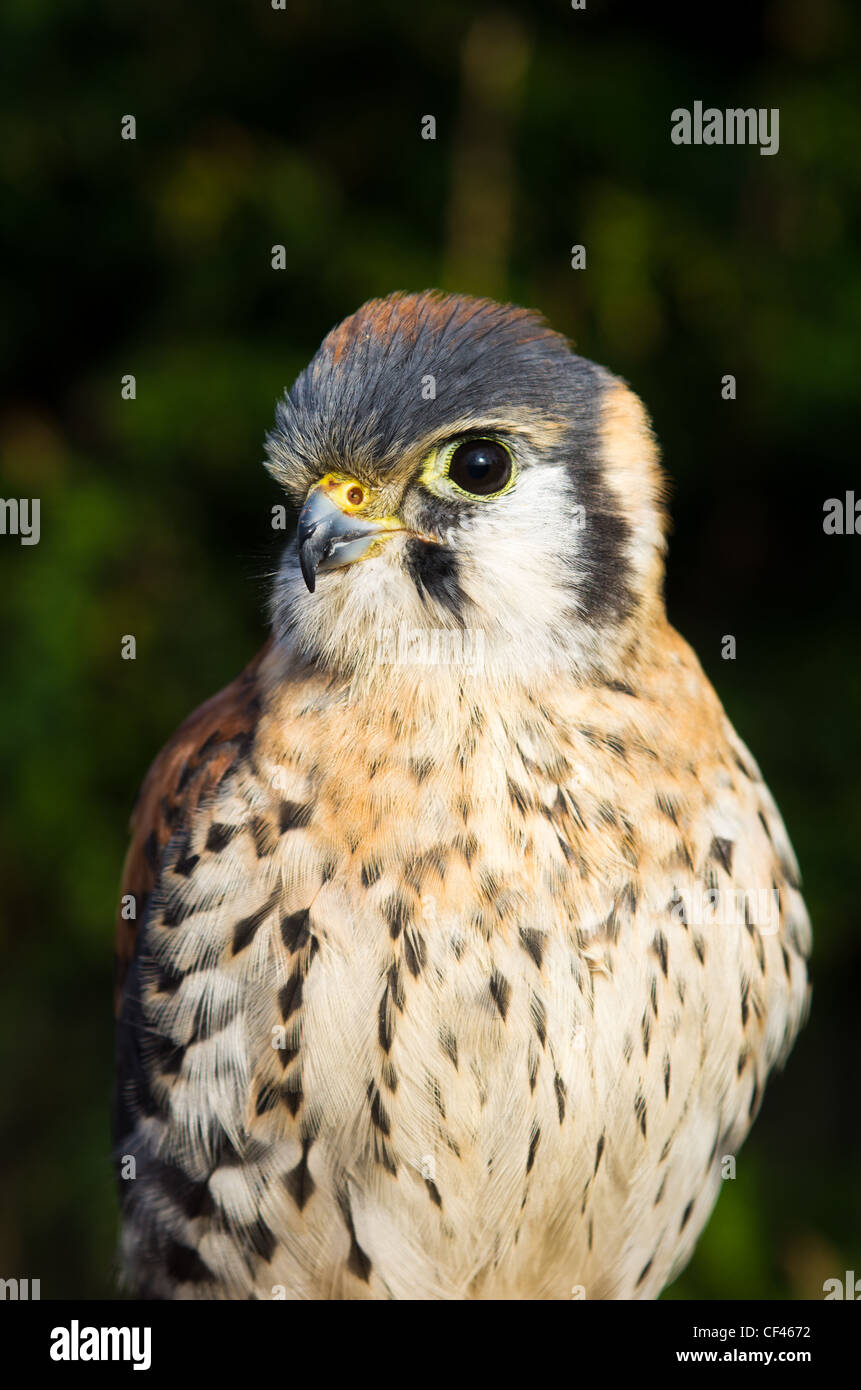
[{"x1": 446, "y1": 438, "x2": 513, "y2": 497}]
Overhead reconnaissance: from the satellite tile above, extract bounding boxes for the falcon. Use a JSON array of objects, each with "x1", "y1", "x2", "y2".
[{"x1": 114, "y1": 291, "x2": 811, "y2": 1299}]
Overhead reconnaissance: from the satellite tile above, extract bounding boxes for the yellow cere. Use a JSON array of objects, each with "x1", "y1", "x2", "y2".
[{"x1": 317, "y1": 473, "x2": 370, "y2": 515}]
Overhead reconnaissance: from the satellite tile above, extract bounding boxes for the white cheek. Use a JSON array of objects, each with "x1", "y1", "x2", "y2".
[
  {"x1": 459, "y1": 471, "x2": 578, "y2": 618},
  {"x1": 271, "y1": 468, "x2": 601, "y2": 682}
]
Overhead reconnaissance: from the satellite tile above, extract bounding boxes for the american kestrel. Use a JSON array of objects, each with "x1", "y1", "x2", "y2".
[{"x1": 114, "y1": 291, "x2": 811, "y2": 1299}]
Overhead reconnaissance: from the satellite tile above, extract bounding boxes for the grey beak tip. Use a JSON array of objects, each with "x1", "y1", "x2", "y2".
[
  {"x1": 296, "y1": 485, "x2": 394, "y2": 594},
  {"x1": 299, "y1": 546, "x2": 317, "y2": 593}
]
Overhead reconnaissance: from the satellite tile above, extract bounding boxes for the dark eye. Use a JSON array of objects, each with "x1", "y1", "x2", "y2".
[{"x1": 447, "y1": 438, "x2": 513, "y2": 497}]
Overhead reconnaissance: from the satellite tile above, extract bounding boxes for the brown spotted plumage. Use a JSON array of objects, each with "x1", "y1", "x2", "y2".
[
  {"x1": 114, "y1": 291, "x2": 810, "y2": 1299},
  {"x1": 113, "y1": 642, "x2": 270, "y2": 1015}
]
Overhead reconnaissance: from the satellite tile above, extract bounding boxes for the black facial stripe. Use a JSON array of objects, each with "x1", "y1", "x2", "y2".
[
  {"x1": 404, "y1": 540, "x2": 468, "y2": 620},
  {"x1": 557, "y1": 370, "x2": 635, "y2": 626},
  {"x1": 565, "y1": 496, "x2": 635, "y2": 625}
]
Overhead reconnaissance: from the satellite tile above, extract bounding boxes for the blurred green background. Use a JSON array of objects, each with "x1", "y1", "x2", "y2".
[{"x1": 0, "y1": 0, "x2": 858, "y2": 1299}]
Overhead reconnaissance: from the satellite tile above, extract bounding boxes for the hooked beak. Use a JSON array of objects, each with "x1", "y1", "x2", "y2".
[{"x1": 296, "y1": 479, "x2": 402, "y2": 593}]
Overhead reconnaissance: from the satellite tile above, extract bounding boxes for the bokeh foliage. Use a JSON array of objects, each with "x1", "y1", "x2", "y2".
[{"x1": 0, "y1": 0, "x2": 858, "y2": 1298}]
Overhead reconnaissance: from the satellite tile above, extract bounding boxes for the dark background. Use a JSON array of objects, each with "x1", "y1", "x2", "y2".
[{"x1": 0, "y1": 0, "x2": 858, "y2": 1299}]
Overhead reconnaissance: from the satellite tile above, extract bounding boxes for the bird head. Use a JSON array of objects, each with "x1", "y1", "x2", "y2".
[{"x1": 265, "y1": 291, "x2": 668, "y2": 687}]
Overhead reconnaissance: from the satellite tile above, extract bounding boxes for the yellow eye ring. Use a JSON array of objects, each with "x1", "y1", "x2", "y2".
[{"x1": 423, "y1": 435, "x2": 516, "y2": 500}]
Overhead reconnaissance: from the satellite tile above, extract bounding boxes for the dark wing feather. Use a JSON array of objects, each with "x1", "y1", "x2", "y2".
[{"x1": 113, "y1": 640, "x2": 271, "y2": 1017}]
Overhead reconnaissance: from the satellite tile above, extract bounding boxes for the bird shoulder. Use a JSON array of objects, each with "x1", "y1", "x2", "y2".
[{"x1": 113, "y1": 639, "x2": 271, "y2": 1015}]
